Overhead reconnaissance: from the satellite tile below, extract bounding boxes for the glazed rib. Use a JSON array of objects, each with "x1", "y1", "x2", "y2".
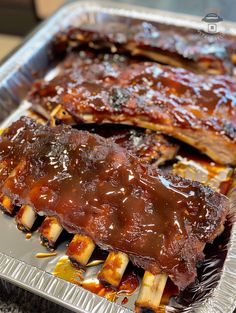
[
  {"x1": 0, "y1": 117, "x2": 46, "y2": 187},
  {"x1": 0, "y1": 116, "x2": 177, "y2": 243},
  {"x1": 66, "y1": 234, "x2": 96, "y2": 268},
  {"x1": 52, "y1": 22, "x2": 233, "y2": 74},
  {"x1": 39, "y1": 216, "x2": 63, "y2": 249},
  {"x1": 29, "y1": 52, "x2": 236, "y2": 165},
  {"x1": 37, "y1": 123, "x2": 179, "y2": 249},
  {"x1": 76, "y1": 124, "x2": 178, "y2": 166},
  {"x1": 0, "y1": 117, "x2": 228, "y2": 289}
]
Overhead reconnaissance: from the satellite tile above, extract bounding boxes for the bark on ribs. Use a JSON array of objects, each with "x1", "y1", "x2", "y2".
[
  {"x1": 0, "y1": 117, "x2": 229, "y2": 289},
  {"x1": 0, "y1": 117, "x2": 48, "y2": 188},
  {"x1": 0, "y1": 116, "x2": 177, "y2": 240},
  {"x1": 29, "y1": 51, "x2": 236, "y2": 165},
  {"x1": 52, "y1": 22, "x2": 234, "y2": 74},
  {"x1": 76, "y1": 124, "x2": 178, "y2": 166}
]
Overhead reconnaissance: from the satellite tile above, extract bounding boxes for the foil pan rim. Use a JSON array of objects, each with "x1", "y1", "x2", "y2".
[
  {"x1": 0, "y1": 1, "x2": 236, "y2": 312},
  {"x1": 1, "y1": 0, "x2": 236, "y2": 84},
  {"x1": 0, "y1": 251, "x2": 132, "y2": 313},
  {"x1": 196, "y1": 222, "x2": 236, "y2": 313}
]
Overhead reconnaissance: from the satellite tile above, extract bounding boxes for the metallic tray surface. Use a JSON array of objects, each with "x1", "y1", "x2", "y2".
[{"x1": 1, "y1": 1, "x2": 236, "y2": 312}]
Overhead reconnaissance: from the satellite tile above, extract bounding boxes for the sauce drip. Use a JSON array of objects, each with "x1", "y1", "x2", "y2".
[
  {"x1": 118, "y1": 272, "x2": 139, "y2": 296},
  {"x1": 54, "y1": 22, "x2": 232, "y2": 75},
  {"x1": 173, "y1": 154, "x2": 233, "y2": 194},
  {"x1": 53, "y1": 256, "x2": 139, "y2": 303},
  {"x1": 30, "y1": 53, "x2": 236, "y2": 130},
  {"x1": 121, "y1": 297, "x2": 128, "y2": 305},
  {"x1": 53, "y1": 256, "x2": 181, "y2": 308},
  {"x1": 36, "y1": 252, "x2": 57, "y2": 258},
  {"x1": 25, "y1": 233, "x2": 32, "y2": 239},
  {"x1": 53, "y1": 256, "x2": 84, "y2": 283},
  {"x1": 1, "y1": 118, "x2": 228, "y2": 289}
]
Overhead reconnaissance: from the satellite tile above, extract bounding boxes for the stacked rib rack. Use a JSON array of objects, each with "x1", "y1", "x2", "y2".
[
  {"x1": 29, "y1": 50, "x2": 236, "y2": 165},
  {"x1": 52, "y1": 21, "x2": 236, "y2": 75},
  {"x1": 1, "y1": 19, "x2": 236, "y2": 313}
]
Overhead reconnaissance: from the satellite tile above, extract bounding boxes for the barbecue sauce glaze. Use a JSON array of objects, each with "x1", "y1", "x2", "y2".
[
  {"x1": 29, "y1": 50, "x2": 236, "y2": 164},
  {"x1": 0, "y1": 118, "x2": 47, "y2": 186},
  {"x1": 75, "y1": 123, "x2": 178, "y2": 166},
  {"x1": 30, "y1": 51, "x2": 236, "y2": 137},
  {"x1": 53, "y1": 256, "x2": 139, "y2": 304},
  {"x1": 1, "y1": 118, "x2": 228, "y2": 289},
  {"x1": 53, "y1": 22, "x2": 233, "y2": 74}
]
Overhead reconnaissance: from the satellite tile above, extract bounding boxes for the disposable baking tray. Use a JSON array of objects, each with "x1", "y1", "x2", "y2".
[{"x1": 1, "y1": 1, "x2": 236, "y2": 312}]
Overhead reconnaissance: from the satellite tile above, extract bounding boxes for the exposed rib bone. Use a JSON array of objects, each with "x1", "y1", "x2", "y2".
[
  {"x1": 15, "y1": 204, "x2": 37, "y2": 232},
  {"x1": 0, "y1": 118, "x2": 228, "y2": 290},
  {"x1": 66, "y1": 234, "x2": 96, "y2": 269},
  {"x1": 39, "y1": 216, "x2": 63, "y2": 249},
  {"x1": 98, "y1": 251, "x2": 129, "y2": 287},
  {"x1": 135, "y1": 272, "x2": 168, "y2": 313},
  {"x1": 0, "y1": 194, "x2": 15, "y2": 214},
  {"x1": 0, "y1": 193, "x2": 179, "y2": 309}
]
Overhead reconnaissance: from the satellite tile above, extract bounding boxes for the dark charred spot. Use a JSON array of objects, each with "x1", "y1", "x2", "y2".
[
  {"x1": 150, "y1": 157, "x2": 159, "y2": 164},
  {"x1": 40, "y1": 235, "x2": 55, "y2": 251},
  {"x1": 222, "y1": 120, "x2": 236, "y2": 140},
  {"x1": 140, "y1": 308, "x2": 156, "y2": 313},
  {"x1": 109, "y1": 87, "x2": 130, "y2": 111},
  {"x1": 157, "y1": 102, "x2": 165, "y2": 109}
]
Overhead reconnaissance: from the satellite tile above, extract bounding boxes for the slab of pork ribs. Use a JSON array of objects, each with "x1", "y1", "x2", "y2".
[
  {"x1": 28, "y1": 50, "x2": 236, "y2": 165},
  {"x1": 76, "y1": 123, "x2": 178, "y2": 166},
  {"x1": 52, "y1": 21, "x2": 235, "y2": 74},
  {"x1": 0, "y1": 117, "x2": 229, "y2": 290}
]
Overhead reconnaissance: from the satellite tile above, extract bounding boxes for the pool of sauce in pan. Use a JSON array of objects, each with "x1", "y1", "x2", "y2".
[
  {"x1": 48, "y1": 148, "x2": 230, "y2": 310},
  {"x1": 173, "y1": 146, "x2": 233, "y2": 195},
  {"x1": 36, "y1": 252, "x2": 57, "y2": 258},
  {"x1": 5, "y1": 120, "x2": 230, "y2": 309},
  {"x1": 25, "y1": 233, "x2": 32, "y2": 239},
  {"x1": 53, "y1": 256, "x2": 84, "y2": 284},
  {"x1": 53, "y1": 255, "x2": 179, "y2": 307},
  {"x1": 53, "y1": 256, "x2": 139, "y2": 303}
]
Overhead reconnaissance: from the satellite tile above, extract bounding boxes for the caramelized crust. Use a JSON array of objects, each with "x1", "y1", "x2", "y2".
[
  {"x1": 29, "y1": 51, "x2": 236, "y2": 165},
  {"x1": 0, "y1": 117, "x2": 229, "y2": 289},
  {"x1": 52, "y1": 22, "x2": 233, "y2": 74},
  {"x1": 0, "y1": 117, "x2": 48, "y2": 187},
  {"x1": 77, "y1": 124, "x2": 178, "y2": 166}
]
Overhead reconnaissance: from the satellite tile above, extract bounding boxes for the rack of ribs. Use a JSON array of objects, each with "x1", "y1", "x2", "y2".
[
  {"x1": 52, "y1": 21, "x2": 234, "y2": 74},
  {"x1": 73, "y1": 123, "x2": 179, "y2": 167},
  {"x1": 0, "y1": 117, "x2": 228, "y2": 292},
  {"x1": 39, "y1": 123, "x2": 178, "y2": 249},
  {"x1": 28, "y1": 50, "x2": 236, "y2": 165}
]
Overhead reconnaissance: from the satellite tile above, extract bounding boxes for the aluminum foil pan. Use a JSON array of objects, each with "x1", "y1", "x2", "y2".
[{"x1": 0, "y1": 1, "x2": 236, "y2": 312}]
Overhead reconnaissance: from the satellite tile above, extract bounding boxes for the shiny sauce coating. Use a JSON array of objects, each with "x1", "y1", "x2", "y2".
[
  {"x1": 1, "y1": 118, "x2": 228, "y2": 289},
  {"x1": 76, "y1": 123, "x2": 178, "y2": 166},
  {"x1": 53, "y1": 22, "x2": 233, "y2": 74},
  {"x1": 29, "y1": 51, "x2": 236, "y2": 165},
  {"x1": 30, "y1": 51, "x2": 236, "y2": 131},
  {"x1": 0, "y1": 117, "x2": 49, "y2": 187}
]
